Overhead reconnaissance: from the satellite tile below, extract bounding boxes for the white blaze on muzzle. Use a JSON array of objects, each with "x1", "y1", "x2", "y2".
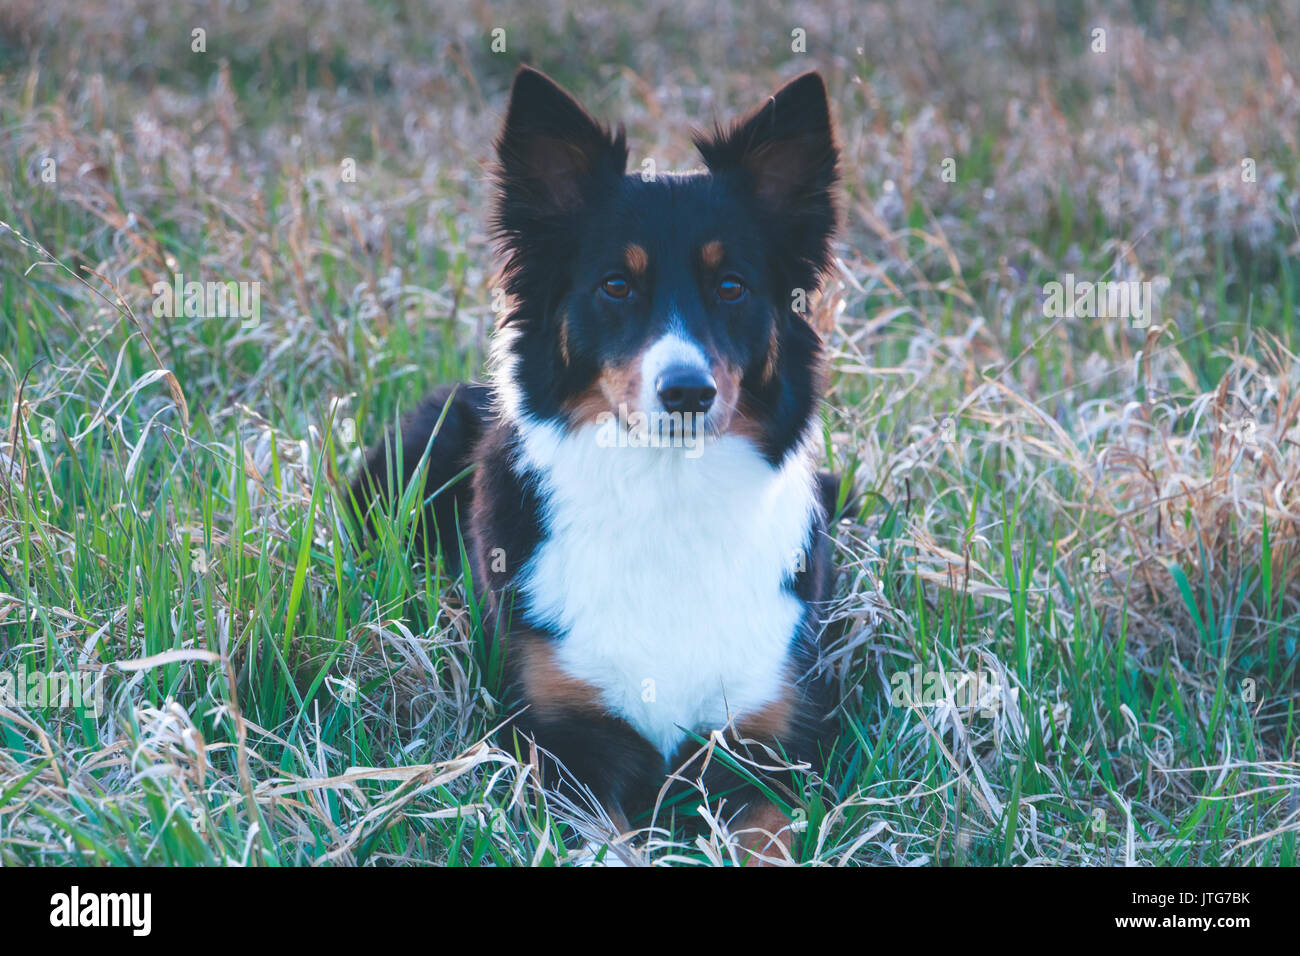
[{"x1": 638, "y1": 331, "x2": 712, "y2": 414}]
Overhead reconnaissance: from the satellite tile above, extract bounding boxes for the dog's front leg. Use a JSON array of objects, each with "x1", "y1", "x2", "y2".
[
  {"x1": 732, "y1": 800, "x2": 796, "y2": 866},
  {"x1": 504, "y1": 633, "x2": 662, "y2": 856}
]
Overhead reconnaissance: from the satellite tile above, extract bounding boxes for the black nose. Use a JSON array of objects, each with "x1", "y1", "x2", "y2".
[{"x1": 656, "y1": 366, "x2": 717, "y2": 416}]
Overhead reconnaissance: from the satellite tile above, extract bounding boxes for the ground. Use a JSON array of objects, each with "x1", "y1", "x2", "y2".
[{"x1": 0, "y1": 0, "x2": 1297, "y2": 865}]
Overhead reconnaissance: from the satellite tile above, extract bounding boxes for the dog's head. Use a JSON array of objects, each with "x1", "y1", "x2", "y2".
[{"x1": 492, "y1": 67, "x2": 838, "y2": 464}]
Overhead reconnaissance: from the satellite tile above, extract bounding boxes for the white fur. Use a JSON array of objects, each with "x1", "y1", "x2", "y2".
[
  {"x1": 511, "y1": 416, "x2": 820, "y2": 760},
  {"x1": 489, "y1": 325, "x2": 530, "y2": 423},
  {"x1": 635, "y1": 330, "x2": 710, "y2": 414}
]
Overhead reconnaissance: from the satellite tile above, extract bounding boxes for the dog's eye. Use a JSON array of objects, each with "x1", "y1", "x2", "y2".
[
  {"x1": 717, "y1": 276, "x2": 746, "y2": 302},
  {"x1": 600, "y1": 276, "x2": 631, "y2": 300}
]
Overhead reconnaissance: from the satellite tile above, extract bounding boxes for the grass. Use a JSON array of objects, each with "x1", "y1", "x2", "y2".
[{"x1": 1, "y1": 0, "x2": 1298, "y2": 865}]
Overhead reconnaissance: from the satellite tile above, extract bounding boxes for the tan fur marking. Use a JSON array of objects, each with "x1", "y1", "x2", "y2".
[
  {"x1": 700, "y1": 240, "x2": 725, "y2": 270},
  {"x1": 727, "y1": 407, "x2": 767, "y2": 445},
  {"x1": 731, "y1": 679, "x2": 800, "y2": 864},
  {"x1": 564, "y1": 384, "x2": 610, "y2": 426},
  {"x1": 708, "y1": 360, "x2": 742, "y2": 435},
  {"x1": 624, "y1": 243, "x2": 649, "y2": 277},
  {"x1": 564, "y1": 350, "x2": 647, "y2": 425},
  {"x1": 714, "y1": 360, "x2": 772, "y2": 444},
  {"x1": 515, "y1": 634, "x2": 604, "y2": 717},
  {"x1": 735, "y1": 802, "x2": 793, "y2": 866},
  {"x1": 557, "y1": 309, "x2": 571, "y2": 366},
  {"x1": 761, "y1": 324, "x2": 781, "y2": 384},
  {"x1": 738, "y1": 686, "x2": 795, "y2": 740}
]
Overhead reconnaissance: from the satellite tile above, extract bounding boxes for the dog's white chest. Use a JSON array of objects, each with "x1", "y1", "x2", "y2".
[{"x1": 515, "y1": 424, "x2": 819, "y2": 759}]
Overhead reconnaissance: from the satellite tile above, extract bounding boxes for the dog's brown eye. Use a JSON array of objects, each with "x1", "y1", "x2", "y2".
[
  {"x1": 601, "y1": 276, "x2": 630, "y2": 299},
  {"x1": 717, "y1": 276, "x2": 746, "y2": 302}
]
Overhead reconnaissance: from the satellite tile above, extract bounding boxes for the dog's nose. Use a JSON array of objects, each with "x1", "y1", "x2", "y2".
[{"x1": 656, "y1": 366, "x2": 717, "y2": 416}]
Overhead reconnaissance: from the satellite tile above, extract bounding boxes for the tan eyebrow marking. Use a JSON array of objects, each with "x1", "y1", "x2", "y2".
[
  {"x1": 701, "y1": 240, "x2": 725, "y2": 270},
  {"x1": 624, "y1": 243, "x2": 649, "y2": 276}
]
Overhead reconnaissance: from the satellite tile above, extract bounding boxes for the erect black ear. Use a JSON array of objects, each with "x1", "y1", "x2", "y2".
[
  {"x1": 694, "y1": 72, "x2": 839, "y2": 285},
  {"x1": 495, "y1": 67, "x2": 626, "y2": 222}
]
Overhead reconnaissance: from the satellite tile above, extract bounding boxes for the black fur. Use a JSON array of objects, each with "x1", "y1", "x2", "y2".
[{"x1": 347, "y1": 383, "x2": 492, "y2": 571}]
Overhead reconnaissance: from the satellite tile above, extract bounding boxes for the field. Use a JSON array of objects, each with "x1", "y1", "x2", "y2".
[{"x1": 1, "y1": 0, "x2": 1298, "y2": 865}]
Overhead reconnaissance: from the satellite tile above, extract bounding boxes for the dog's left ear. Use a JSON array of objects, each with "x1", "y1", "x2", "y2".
[{"x1": 695, "y1": 72, "x2": 839, "y2": 285}]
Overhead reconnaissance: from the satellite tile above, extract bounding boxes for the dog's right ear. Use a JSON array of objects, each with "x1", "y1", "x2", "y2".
[{"x1": 495, "y1": 68, "x2": 626, "y2": 227}]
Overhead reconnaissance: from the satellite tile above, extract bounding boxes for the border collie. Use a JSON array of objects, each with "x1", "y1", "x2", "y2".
[{"x1": 351, "y1": 66, "x2": 842, "y2": 863}]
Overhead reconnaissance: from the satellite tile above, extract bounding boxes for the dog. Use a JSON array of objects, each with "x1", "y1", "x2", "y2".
[{"x1": 350, "y1": 66, "x2": 842, "y2": 863}]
